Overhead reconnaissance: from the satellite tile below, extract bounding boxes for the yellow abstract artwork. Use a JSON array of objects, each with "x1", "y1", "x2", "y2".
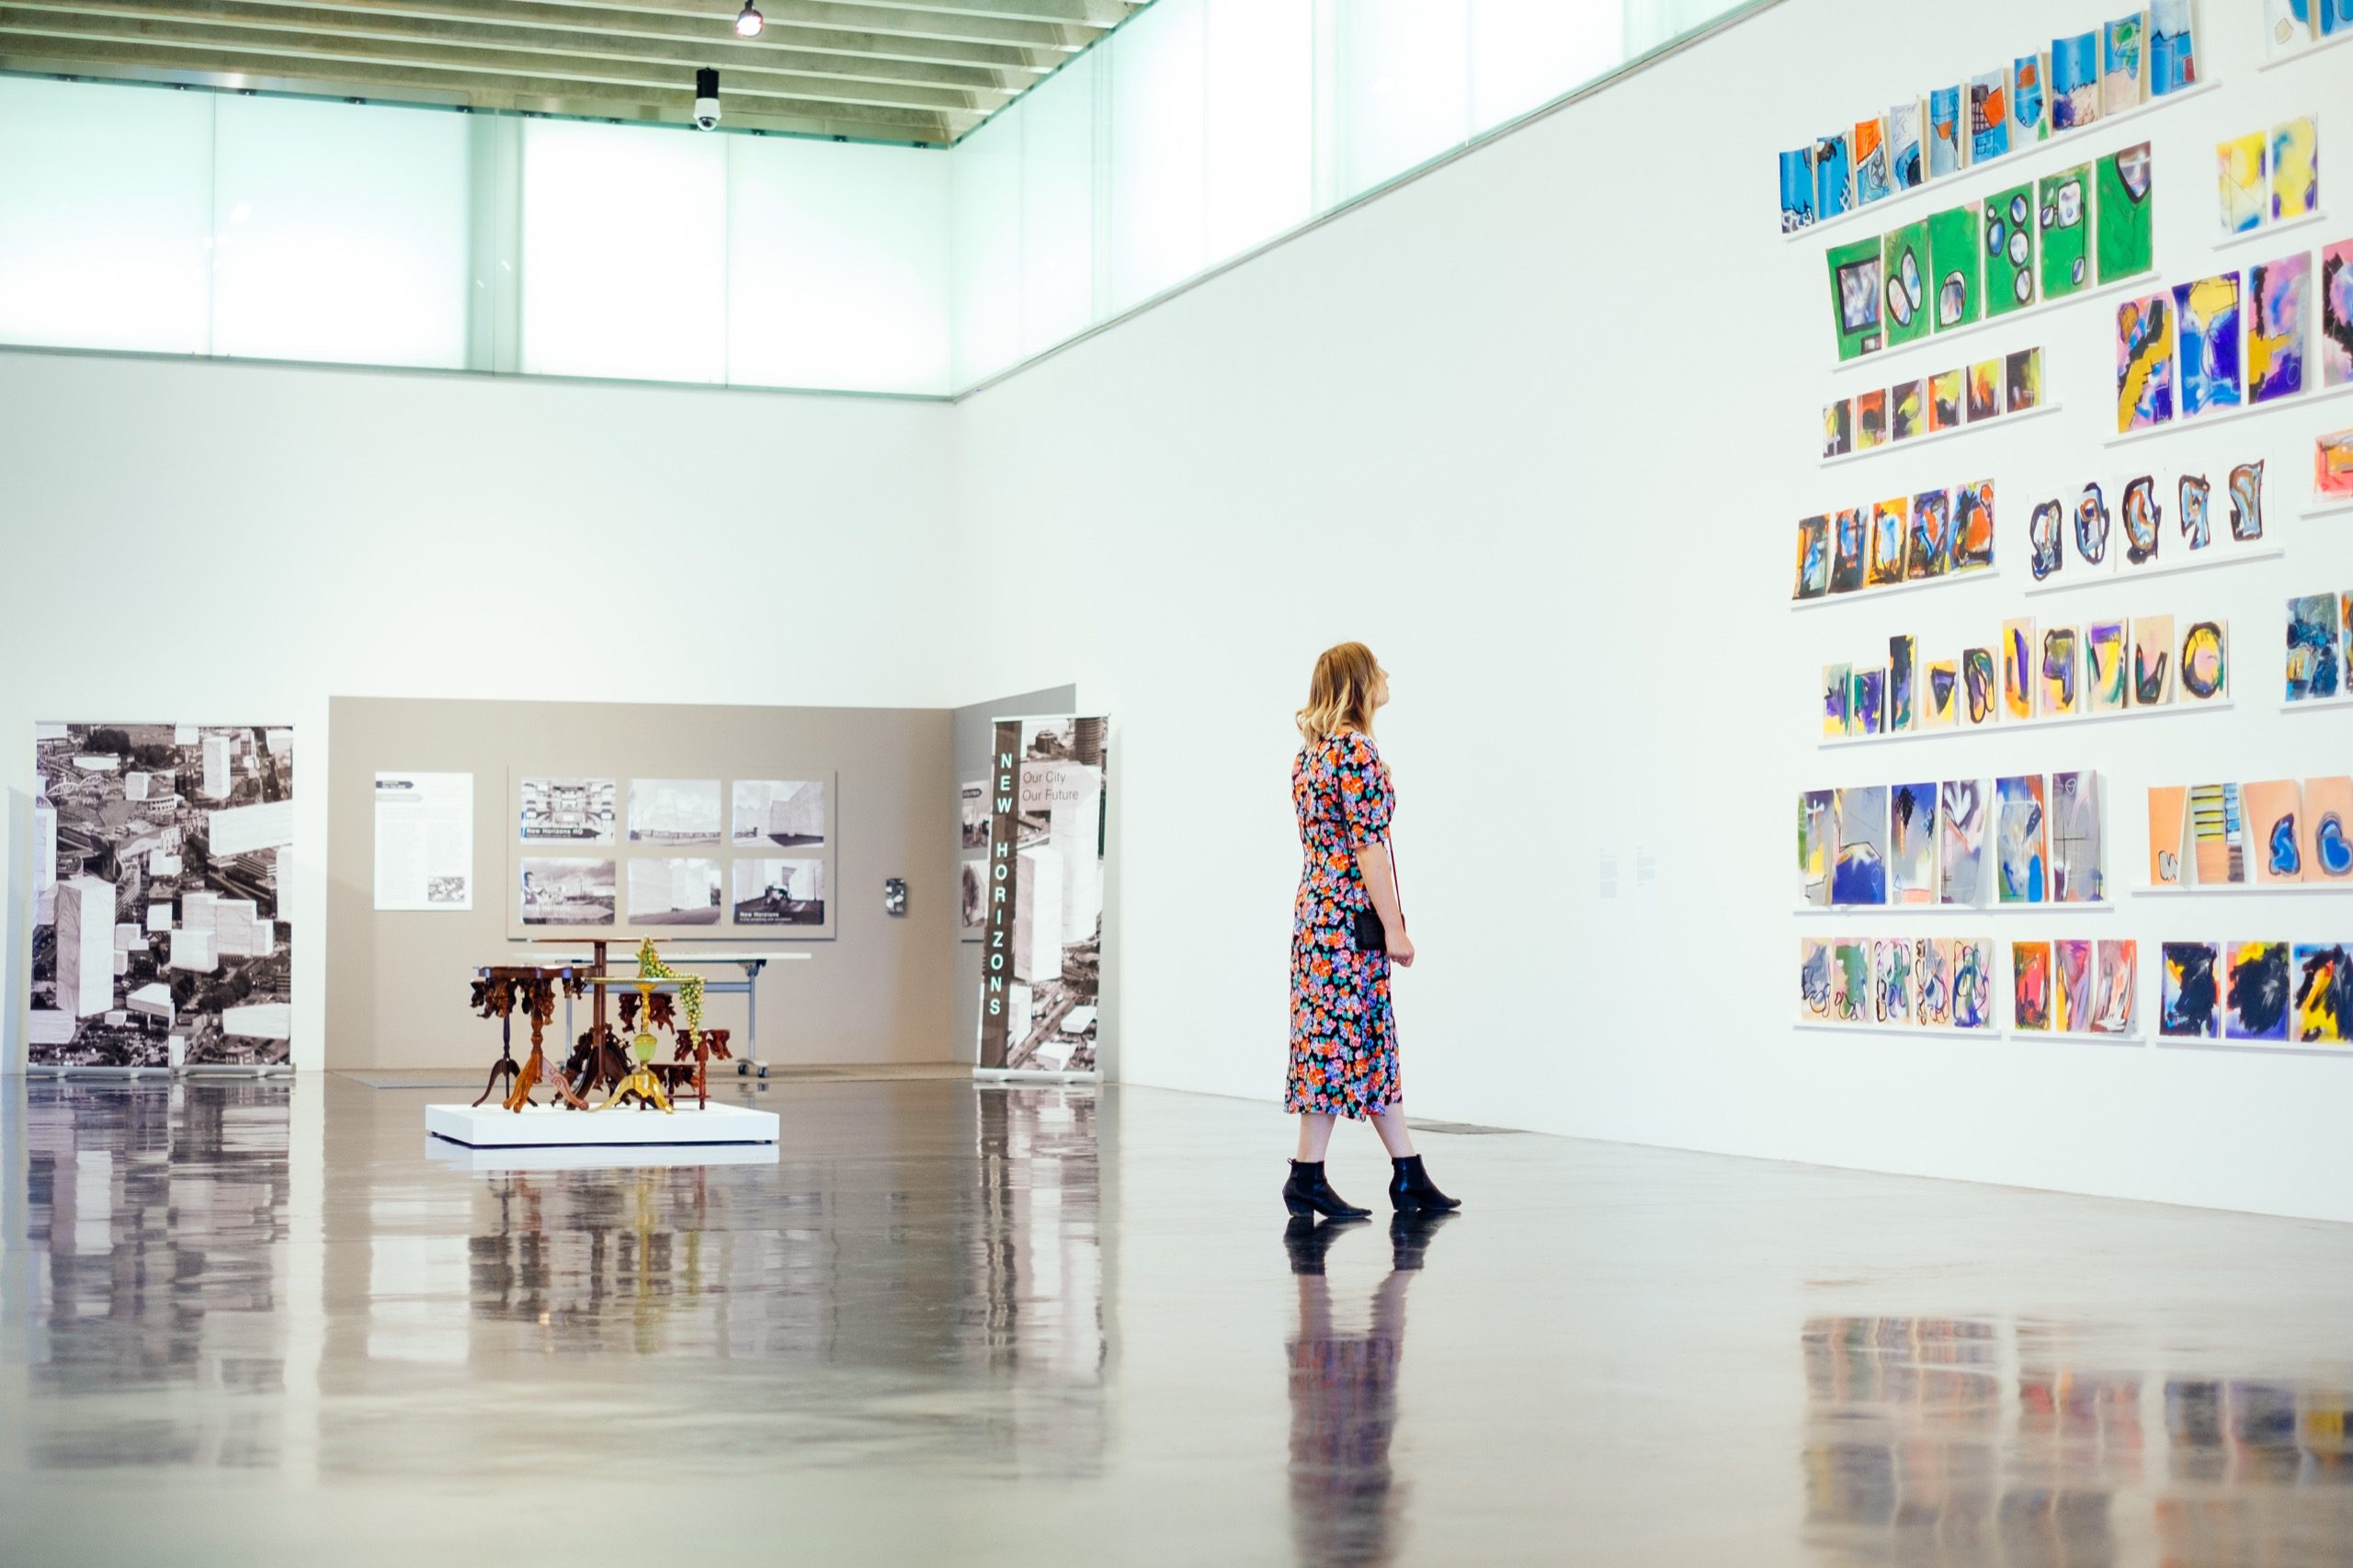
[
  {"x1": 2272, "y1": 115, "x2": 2318, "y2": 222},
  {"x1": 2216, "y1": 131, "x2": 2266, "y2": 234}
]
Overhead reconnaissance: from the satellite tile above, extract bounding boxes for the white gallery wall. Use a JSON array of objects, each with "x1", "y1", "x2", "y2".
[
  {"x1": 0, "y1": 350, "x2": 958, "y2": 1071},
  {"x1": 950, "y1": 0, "x2": 2353, "y2": 1221}
]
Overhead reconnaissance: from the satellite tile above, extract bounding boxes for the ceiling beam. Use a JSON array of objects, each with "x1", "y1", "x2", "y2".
[
  {"x1": 836, "y1": 0, "x2": 1129, "y2": 26},
  {"x1": 0, "y1": 7, "x2": 996, "y2": 111},
  {"x1": 527, "y1": 0, "x2": 1101, "y2": 54},
  {"x1": 0, "y1": 36, "x2": 962, "y2": 134},
  {"x1": 3, "y1": 0, "x2": 1019, "y2": 101}
]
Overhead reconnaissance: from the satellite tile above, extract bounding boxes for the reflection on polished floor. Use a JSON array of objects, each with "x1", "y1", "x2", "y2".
[{"x1": 6, "y1": 1078, "x2": 2353, "y2": 1566}]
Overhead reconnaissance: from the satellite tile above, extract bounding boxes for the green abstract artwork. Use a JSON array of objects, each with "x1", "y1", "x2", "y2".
[
  {"x1": 2039, "y1": 164, "x2": 2091, "y2": 301},
  {"x1": 1827, "y1": 237, "x2": 1882, "y2": 361},
  {"x1": 1927, "y1": 204, "x2": 1982, "y2": 331},
  {"x1": 1882, "y1": 219, "x2": 1933, "y2": 348},
  {"x1": 1984, "y1": 181, "x2": 2035, "y2": 317},
  {"x1": 2096, "y1": 141, "x2": 2154, "y2": 284}
]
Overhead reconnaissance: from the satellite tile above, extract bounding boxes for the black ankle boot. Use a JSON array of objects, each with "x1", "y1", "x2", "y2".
[
  {"x1": 1282, "y1": 1159, "x2": 1370, "y2": 1221},
  {"x1": 1389, "y1": 1154, "x2": 1461, "y2": 1213}
]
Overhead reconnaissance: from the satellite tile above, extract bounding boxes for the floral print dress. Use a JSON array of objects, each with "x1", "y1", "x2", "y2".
[{"x1": 1287, "y1": 731, "x2": 1400, "y2": 1119}]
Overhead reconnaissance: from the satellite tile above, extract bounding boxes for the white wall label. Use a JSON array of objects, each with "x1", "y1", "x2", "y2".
[{"x1": 374, "y1": 771, "x2": 474, "y2": 912}]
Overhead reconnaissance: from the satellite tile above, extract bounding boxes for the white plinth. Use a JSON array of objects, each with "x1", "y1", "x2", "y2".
[
  {"x1": 424, "y1": 1138, "x2": 780, "y2": 1173},
  {"x1": 425, "y1": 1100, "x2": 780, "y2": 1149}
]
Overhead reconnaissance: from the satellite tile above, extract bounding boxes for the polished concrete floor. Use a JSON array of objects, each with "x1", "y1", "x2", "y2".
[{"x1": 5, "y1": 1077, "x2": 2353, "y2": 1566}]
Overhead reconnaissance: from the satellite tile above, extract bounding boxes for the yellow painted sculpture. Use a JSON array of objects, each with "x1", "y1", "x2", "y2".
[{"x1": 595, "y1": 939, "x2": 705, "y2": 1113}]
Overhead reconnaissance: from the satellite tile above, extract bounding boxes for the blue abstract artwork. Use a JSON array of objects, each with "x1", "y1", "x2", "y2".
[{"x1": 1780, "y1": 147, "x2": 1816, "y2": 233}]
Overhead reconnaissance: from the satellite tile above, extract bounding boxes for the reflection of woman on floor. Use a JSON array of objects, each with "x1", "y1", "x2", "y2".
[{"x1": 1285, "y1": 1216, "x2": 1448, "y2": 1568}]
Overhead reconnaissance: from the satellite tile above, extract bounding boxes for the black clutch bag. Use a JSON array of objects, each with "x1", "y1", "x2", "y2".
[{"x1": 1350, "y1": 906, "x2": 1385, "y2": 953}]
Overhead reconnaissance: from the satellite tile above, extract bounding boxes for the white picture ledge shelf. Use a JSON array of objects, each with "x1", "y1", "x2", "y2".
[
  {"x1": 2023, "y1": 543, "x2": 2283, "y2": 596},
  {"x1": 1792, "y1": 902, "x2": 2115, "y2": 915},
  {"x1": 1822, "y1": 400, "x2": 2063, "y2": 469},
  {"x1": 1791, "y1": 565, "x2": 2001, "y2": 612},
  {"x1": 2108, "y1": 379, "x2": 2353, "y2": 446},
  {"x1": 1822, "y1": 699, "x2": 2234, "y2": 748},
  {"x1": 2211, "y1": 207, "x2": 2332, "y2": 254},
  {"x1": 2131, "y1": 881, "x2": 2353, "y2": 896}
]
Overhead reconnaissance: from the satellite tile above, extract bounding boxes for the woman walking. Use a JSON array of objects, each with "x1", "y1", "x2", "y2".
[{"x1": 1282, "y1": 642, "x2": 1460, "y2": 1221}]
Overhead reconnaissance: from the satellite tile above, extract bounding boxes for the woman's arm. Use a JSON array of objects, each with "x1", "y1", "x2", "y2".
[{"x1": 1357, "y1": 840, "x2": 1414, "y2": 967}]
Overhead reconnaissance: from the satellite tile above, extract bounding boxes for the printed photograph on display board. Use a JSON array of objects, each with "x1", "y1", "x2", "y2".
[
  {"x1": 28, "y1": 723, "x2": 295, "y2": 1068},
  {"x1": 629, "y1": 858, "x2": 722, "y2": 926},
  {"x1": 732, "y1": 778, "x2": 826, "y2": 846},
  {"x1": 519, "y1": 776, "x2": 616, "y2": 844},
  {"x1": 733, "y1": 858, "x2": 824, "y2": 926},
  {"x1": 977, "y1": 715, "x2": 1110, "y2": 1074},
  {"x1": 629, "y1": 778, "x2": 722, "y2": 845},
  {"x1": 960, "y1": 858, "x2": 986, "y2": 939},
  {"x1": 960, "y1": 778, "x2": 990, "y2": 850},
  {"x1": 519, "y1": 857, "x2": 616, "y2": 926}
]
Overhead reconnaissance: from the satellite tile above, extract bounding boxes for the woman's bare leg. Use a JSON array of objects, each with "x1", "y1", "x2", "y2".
[
  {"x1": 1294, "y1": 1111, "x2": 1337, "y2": 1162},
  {"x1": 1369, "y1": 1103, "x2": 1416, "y2": 1158}
]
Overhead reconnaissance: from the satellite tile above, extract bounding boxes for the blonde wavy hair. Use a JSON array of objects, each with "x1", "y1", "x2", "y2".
[{"x1": 1295, "y1": 642, "x2": 1381, "y2": 742}]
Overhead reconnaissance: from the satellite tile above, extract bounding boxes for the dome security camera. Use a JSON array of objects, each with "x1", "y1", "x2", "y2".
[{"x1": 693, "y1": 67, "x2": 721, "y2": 131}]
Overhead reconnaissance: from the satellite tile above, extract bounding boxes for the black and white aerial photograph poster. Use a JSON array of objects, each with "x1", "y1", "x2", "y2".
[{"x1": 977, "y1": 715, "x2": 1109, "y2": 1074}]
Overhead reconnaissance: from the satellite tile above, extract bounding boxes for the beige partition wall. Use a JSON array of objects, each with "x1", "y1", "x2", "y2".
[{"x1": 325, "y1": 696, "x2": 955, "y2": 1071}]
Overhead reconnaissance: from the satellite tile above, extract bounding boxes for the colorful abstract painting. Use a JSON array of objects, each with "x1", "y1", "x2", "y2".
[
  {"x1": 1824, "y1": 399, "x2": 1853, "y2": 458},
  {"x1": 2175, "y1": 273, "x2": 2244, "y2": 418},
  {"x1": 1779, "y1": 146, "x2": 1816, "y2": 233},
  {"x1": 1890, "y1": 379, "x2": 1925, "y2": 442},
  {"x1": 2179, "y1": 619, "x2": 2229, "y2": 701},
  {"x1": 1888, "y1": 99, "x2": 1925, "y2": 190},
  {"x1": 2011, "y1": 54, "x2": 2047, "y2": 142},
  {"x1": 1856, "y1": 388, "x2": 1888, "y2": 450},
  {"x1": 1831, "y1": 939, "x2": 1868, "y2": 1023},
  {"x1": 1869, "y1": 498, "x2": 1907, "y2": 585},
  {"x1": 1915, "y1": 938, "x2": 1953, "y2": 1028},
  {"x1": 2040, "y1": 625, "x2": 2080, "y2": 716},
  {"x1": 1954, "y1": 937, "x2": 1994, "y2": 1028},
  {"x1": 2292, "y1": 943, "x2": 2352, "y2": 1043},
  {"x1": 2287, "y1": 592, "x2": 2343, "y2": 701},
  {"x1": 2268, "y1": 0, "x2": 2319, "y2": 57},
  {"x1": 2231, "y1": 461, "x2": 2268, "y2": 540},
  {"x1": 2327, "y1": 0, "x2": 2352, "y2": 40},
  {"x1": 1888, "y1": 633, "x2": 1917, "y2": 731},
  {"x1": 1966, "y1": 358, "x2": 2002, "y2": 422},
  {"x1": 1890, "y1": 781, "x2": 1938, "y2": 903},
  {"x1": 2245, "y1": 778, "x2": 2307, "y2": 884},
  {"x1": 2116, "y1": 291, "x2": 2175, "y2": 433},
  {"x1": 2161, "y1": 941, "x2": 2221, "y2": 1038},
  {"x1": 2077, "y1": 482, "x2": 2113, "y2": 568},
  {"x1": 2119, "y1": 476, "x2": 2154, "y2": 563},
  {"x1": 2053, "y1": 937, "x2": 2094, "y2": 1032},
  {"x1": 1961, "y1": 646, "x2": 1998, "y2": 726},
  {"x1": 2006, "y1": 347, "x2": 2042, "y2": 412},
  {"x1": 1829, "y1": 238, "x2": 1882, "y2": 361},
  {"x1": 2217, "y1": 131, "x2": 2267, "y2": 234},
  {"x1": 1927, "y1": 85, "x2": 1965, "y2": 179},
  {"x1": 2190, "y1": 781, "x2": 2246, "y2": 884},
  {"x1": 2147, "y1": 783, "x2": 2187, "y2": 885},
  {"x1": 1853, "y1": 667, "x2": 1886, "y2": 737},
  {"x1": 1798, "y1": 789, "x2": 1835, "y2": 906},
  {"x1": 1853, "y1": 116, "x2": 1893, "y2": 207},
  {"x1": 2181, "y1": 472, "x2": 2214, "y2": 549},
  {"x1": 1833, "y1": 784, "x2": 1890, "y2": 906},
  {"x1": 1875, "y1": 938, "x2": 1914, "y2": 1026},
  {"x1": 1821, "y1": 663, "x2": 1852, "y2": 738},
  {"x1": 1924, "y1": 659, "x2": 1959, "y2": 730},
  {"x1": 1927, "y1": 204, "x2": 1982, "y2": 330},
  {"x1": 1968, "y1": 72, "x2": 2009, "y2": 165},
  {"x1": 1962, "y1": 485, "x2": 2004, "y2": 555},
  {"x1": 2012, "y1": 940, "x2": 2052, "y2": 1030},
  {"x1": 1996, "y1": 773, "x2": 2048, "y2": 903},
  {"x1": 1882, "y1": 221, "x2": 1932, "y2": 348},
  {"x1": 2041, "y1": 166, "x2": 2094, "y2": 302},
  {"x1": 2029, "y1": 499, "x2": 2065, "y2": 581},
  {"x1": 1927, "y1": 369, "x2": 1963, "y2": 432},
  {"x1": 2051, "y1": 33, "x2": 2099, "y2": 131},
  {"x1": 2308, "y1": 775, "x2": 2353, "y2": 882},
  {"x1": 2096, "y1": 143, "x2": 2154, "y2": 283},
  {"x1": 2050, "y1": 769, "x2": 2105, "y2": 903},
  {"x1": 2149, "y1": 0, "x2": 2196, "y2": 94},
  {"x1": 1939, "y1": 778, "x2": 1985, "y2": 905},
  {"x1": 1983, "y1": 184, "x2": 2035, "y2": 315},
  {"x1": 2092, "y1": 940, "x2": 2138, "y2": 1034},
  {"x1": 1906, "y1": 490, "x2": 1949, "y2": 579},
  {"x1": 2085, "y1": 619, "x2": 2127, "y2": 712},
  {"x1": 2323, "y1": 241, "x2": 2352, "y2": 388},
  {"x1": 2002, "y1": 618, "x2": 2036, "y2": 722},
  {"x1": 2101, "y1": 15, "x2": 2144, "y2": 116},
  {"x1": 2132, "y1": 614, "x2": 2175, "y2": 706},
  {"x1": 2226, "y1": 941, "x2": 2292, "y2": 1042},
  {"x1": 2273, "y1": 116, "x2": 2319, "y2": 222},
  {"x1": 1793, "y1": 517, "x2": 1831, "y2": 600},
  {"x1": 1799, "y1": 937, "x2": 1836, "y2": 1022},
  {"x1": 2320, "y1": 428, "x2": 2353, "y2": 497},
  {"x1": 2250, "y1": 254, "x2": 2311, "y2": 403},
  {"x1": 1830, "y1": 508, "x2": 1867, "y2": 593},
  {"x1": 1814, "y1": 133, "x2": 1854, "y2": 219}
]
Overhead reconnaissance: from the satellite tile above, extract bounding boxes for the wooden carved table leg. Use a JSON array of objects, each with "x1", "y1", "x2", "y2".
[{"x1": 473, "y1": 1009, "x2": 520, "y2": 1108}]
